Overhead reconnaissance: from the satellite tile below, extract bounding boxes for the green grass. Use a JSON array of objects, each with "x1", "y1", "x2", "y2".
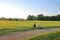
[
  {"x1": 0, "y1": 20, "x2": 60, "y2": 28},
  {"x1": 0, "y1": 20, "x2": 60, "y2": 35},
  {"x1": 28, "y1": 31, "x2": 60, "y2": 40}
]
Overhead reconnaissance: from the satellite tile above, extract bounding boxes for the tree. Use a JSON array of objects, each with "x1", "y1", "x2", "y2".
[
  {"x1": 56, "y1": 14, "x2": 60, "y2": 20},
  {"x1": 14, "y1": 18, "x2": 18, "y2": 21},
  {"x1": 8, "y1": 18, "x2": 12, "y2": 20},
  {"x1": 27, "y1": 14, "x2": 60, "y2": 21},
  {"x1": 27, "y1": 15, "x2": 36, "y2": 20},
  {"x1": 50, "y1": 16, "x2": 56, "y2": 20},
  {"x1": 0, "y1": 17, "x2": 6, "y2": 20},
  {"x1": 37, "y1": 14, "x2": 44, "y2": 20}
]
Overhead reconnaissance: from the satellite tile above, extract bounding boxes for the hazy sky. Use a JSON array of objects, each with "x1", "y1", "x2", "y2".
[{"x1": 0, "y1": 0, "x2": 60, "y2": 19}]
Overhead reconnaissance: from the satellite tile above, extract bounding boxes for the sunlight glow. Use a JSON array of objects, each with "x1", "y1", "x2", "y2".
[{"x1": 0, "y1": 5, "x2": 28, "y2": 19}]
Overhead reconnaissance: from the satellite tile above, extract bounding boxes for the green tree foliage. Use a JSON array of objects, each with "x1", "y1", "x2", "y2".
[
  {"x1": 27, "y1": 15, "x2": 36, "y2": 20},
  {"x1": 8, "y1": 18, "x2": 12, "y2": 20},
  {"x1": 37, "y1": 14, "x2": 45, "y2": 20},
  {"x1": 27, "y1": 14, "x2": 60, "y2": 21}
]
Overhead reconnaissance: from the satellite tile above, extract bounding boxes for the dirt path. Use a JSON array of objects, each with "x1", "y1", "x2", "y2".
[{"x1": 0, "y1": 28, "x2": 60, "y2": 40}]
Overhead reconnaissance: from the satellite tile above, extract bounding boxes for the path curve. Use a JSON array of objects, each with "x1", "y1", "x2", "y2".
[{"x1": 0, "y1": 28, "x2": 60, "y2": 40}]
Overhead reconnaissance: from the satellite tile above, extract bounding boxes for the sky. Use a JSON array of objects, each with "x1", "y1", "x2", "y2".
[{"x1": 0, "y1": 0, "x2": 60, "y2": 19}]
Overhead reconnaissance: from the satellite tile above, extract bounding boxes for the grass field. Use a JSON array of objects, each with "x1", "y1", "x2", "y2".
[
  {"x1": 28, "y1": 31, "x2": 60, "y2": 40},
  {"x1": 0, "y1": 20, "x2": 60, "y2": 28},
  {"x1": 0, "y1": 20, "x2": 60, "y2": 35}
]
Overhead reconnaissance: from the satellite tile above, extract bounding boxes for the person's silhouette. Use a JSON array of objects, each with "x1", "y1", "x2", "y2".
[{"x1": 33, "y1": 23, "x2": 36, "y2": 28}]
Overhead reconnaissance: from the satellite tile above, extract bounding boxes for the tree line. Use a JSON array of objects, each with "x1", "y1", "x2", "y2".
[
  {"x1": 0, "y1": 14, "x2": 60, "y2": 21},
  {"x1": 27, "y1": 14, "x2": 60, "y2": 21},
  {"x1": 0, "y1": 17, "x2": 24, "y2": 21}
]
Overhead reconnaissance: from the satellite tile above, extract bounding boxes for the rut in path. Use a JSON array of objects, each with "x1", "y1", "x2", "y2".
[{"x1": 0, "y1": 28, "x2": 60, "y2": 40}]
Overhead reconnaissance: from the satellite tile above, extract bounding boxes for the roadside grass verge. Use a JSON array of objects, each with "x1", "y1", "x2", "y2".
[
  {"x1": 28, "y1": 31, "x2": 60, "y2": 40},
  {"x1": 0, "y1": 27, "x2": 36, "y2": 36},
  {"x1": 0, "y1": 26, "x2": 60, "y2": 36}
]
